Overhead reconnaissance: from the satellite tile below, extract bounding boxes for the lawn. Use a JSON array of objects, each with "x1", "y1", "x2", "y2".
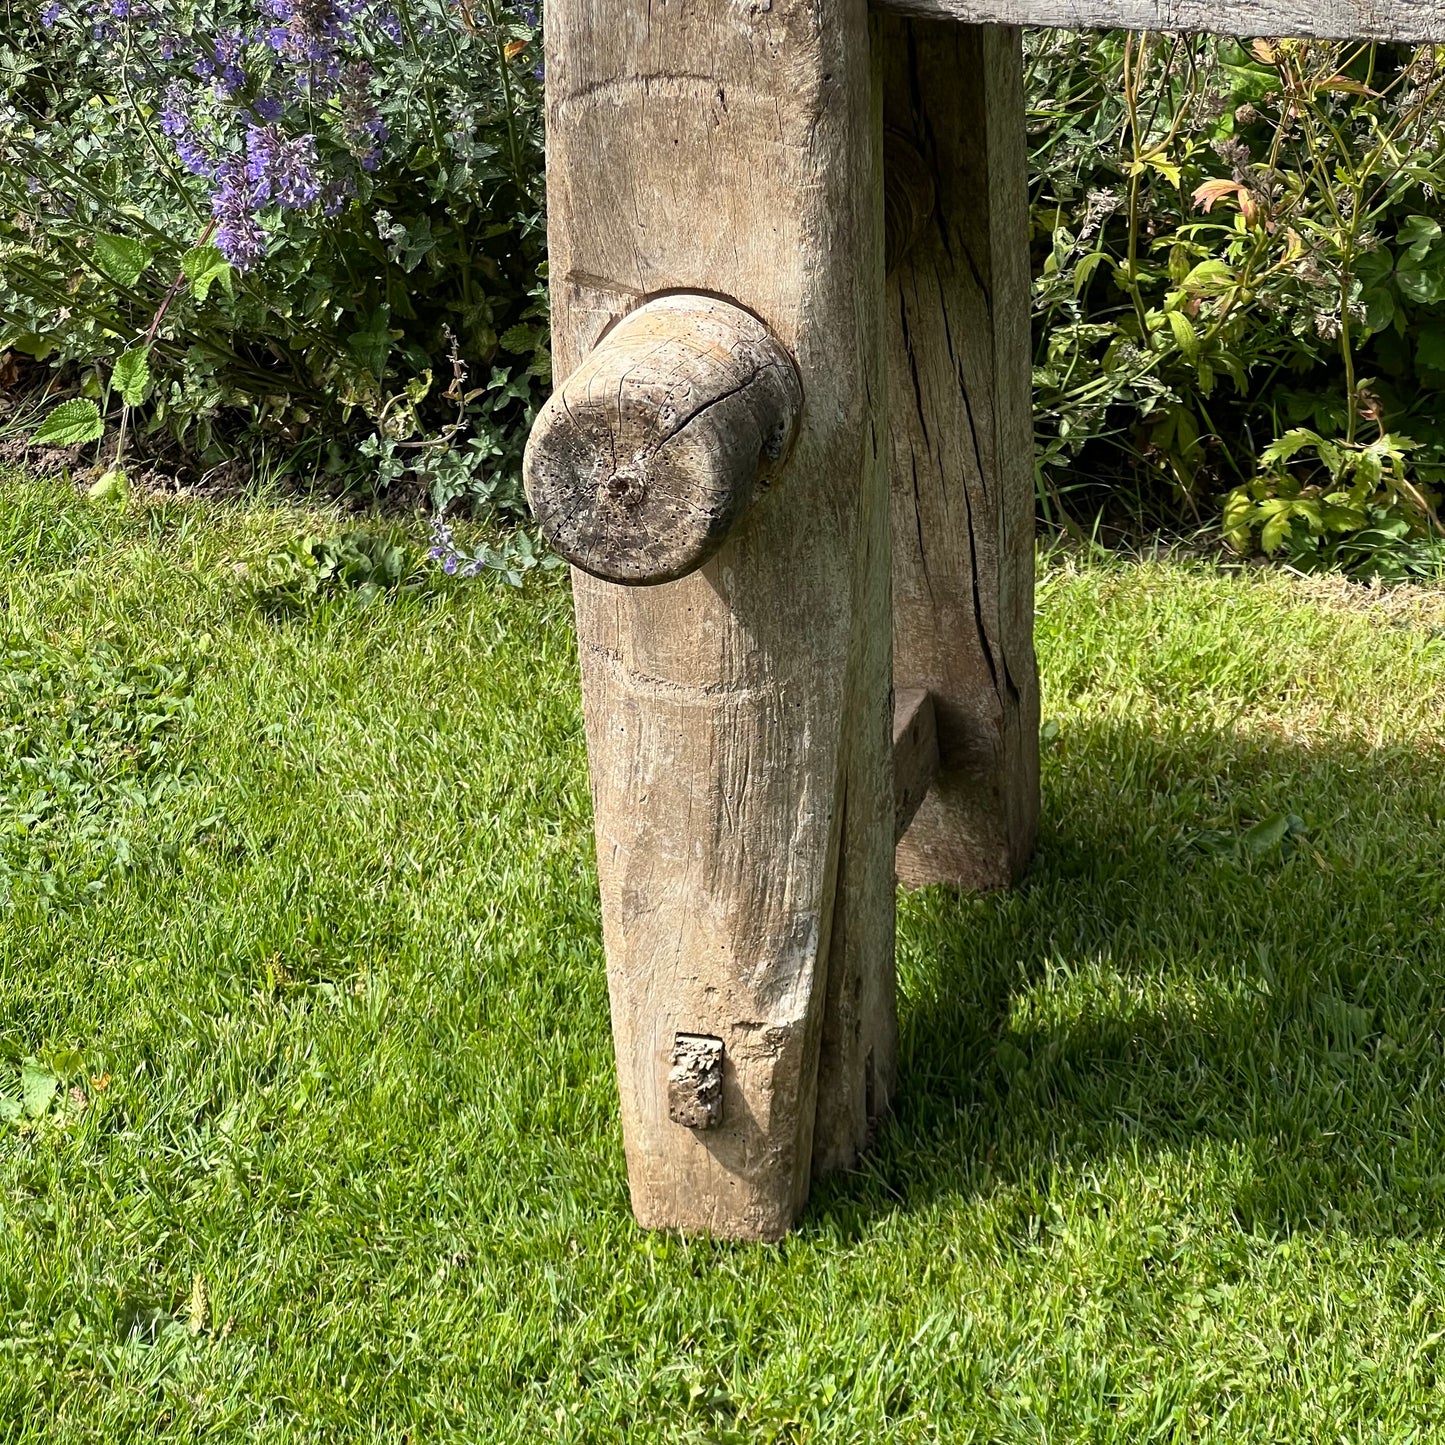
[{"x1": 4, "y1": 469, "x2": 1445, "y2": 1442}]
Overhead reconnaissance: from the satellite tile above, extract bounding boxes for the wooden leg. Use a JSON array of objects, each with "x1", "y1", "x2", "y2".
[
  {"x1": 542, "y1": 0, "x2": 891, "y2": 1240},
  {"x1": 882, "y1": 19, "x2": 1040, "y2": 892}
]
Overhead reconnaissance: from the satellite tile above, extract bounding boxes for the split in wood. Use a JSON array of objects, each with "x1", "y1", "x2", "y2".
[
  {"x1": 892, "y1": 688, "x2": 940, "y2": 845},
  {"x1": 884, "y1": 130, "x2": 936, "y2": 276},
  {"x1": 668, "y1": 1035, "x2": 725, "y2": 1131},
  {"x1": 523, "y1": 295, "x2": 803, "y2": 586},
  {"x1": 885, "y1": 19, "x2": 1040, "y2": 891}
]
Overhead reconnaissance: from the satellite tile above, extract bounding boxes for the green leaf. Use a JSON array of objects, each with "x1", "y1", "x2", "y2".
[
  {"x1": 1166, "y1": 309, "x2": 1199, "y2": 360},
  {"x1": 112, "y1": 346, "x2": 151, "y2": 407},
  {"x1": 1216, "y1": 350, "x2": 1247, "y2": 392},
  {"x1": 1181, "y1": 259, "x2": 1235, "y2": 293},
  {"x1": 88, "y1": 468, "x2": 130, "y2": 504},
  {"x1": 1243, "y1": 813, "x2": 1291, "y2": 854},
  {"x1": 33, "y1": 398, "x2": 105, "y2": 447},
  {"x1": 1359, "y1": 287, "x2": 1396, "y2": 338},
  {"x1": 1222, "y1": 487, "x2": 1256, "y2": 548},
  {"x1": 1354, "y1": 450, "x2": 1383, "y2": 490},
  {"x1": 1398, "y1": 215, "x2": 1441, "y2": 262},
  {"x1": 1145, "y1": 156, "x2": 1182, "y2": 187},
  {"x1": 498, "y1": 323, "x2": 541, "y2": 354},
  {"x1": 92, "y1": 232, "x2": 155, "y2": 289},
  {"x1": 1321, "y1": 501, "x2": 1368, "y2": 533},
  {"x1": 181, "y1": 245, "x2": 233, "y2": 302},
  {"x1": 51, "y1": 1048, "x2": 84, "y2": 1078},
  {"x1": 1418, "y1": 327, "x2": 1445, "y2": 374},
  {"x1": 1260, "y1": 509, "x2": 1295, "y2": 553},
  {"x1": 347, "y1": 307, "x2": 393, "y2": 378},
  {"x1": 1356, "y1": 250, "x2": 1395, "y2": 288},
  {"x1": 1261, "y1": 429, "x2": 1320, "y2": 466},
  {"x1": 1395, "y1": 251, "x2": 1445, "y2": 306},
  {"x1": 388, "y1": 216, "x2": 437, "y2": 273},
  {"x1": 1315, "y1": 439, "x2": 1345, "y2": 477},
  {"x1": 1072, "y1": 250, "x2": 1112, "y2": 297},
  {"x1": 0, "y1": 1097, "x2": 21, "y2": 1124},
  {"x1": 21, "y1": 1063, "x2": 59, "y2": 1118}
]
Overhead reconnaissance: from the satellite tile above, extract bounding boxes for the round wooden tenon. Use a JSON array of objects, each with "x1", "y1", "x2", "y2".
[{"x1": 523, "y1": 294, "x2": 803, "y2": 586}]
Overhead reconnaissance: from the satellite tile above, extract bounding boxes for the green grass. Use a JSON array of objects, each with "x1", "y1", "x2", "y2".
[{"x1": 4, "y1": 471, "x2": 1445, "y2": 1442}]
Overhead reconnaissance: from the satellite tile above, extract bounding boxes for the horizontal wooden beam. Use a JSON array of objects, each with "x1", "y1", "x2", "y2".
[
  {"x1": 893, "y1": 688, "x2": 941, "y2": 847},
  {"x1": 869, "y1": 0, "x2": 1445, "y2": 43}
]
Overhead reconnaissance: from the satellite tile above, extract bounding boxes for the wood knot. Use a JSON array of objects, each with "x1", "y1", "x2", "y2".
[
  {"x1": 523, "y1": 294, "x2": 803, "y2": 586},
  {"x1": 601, "y1": 466, "x2": 647, "y2": 508}
]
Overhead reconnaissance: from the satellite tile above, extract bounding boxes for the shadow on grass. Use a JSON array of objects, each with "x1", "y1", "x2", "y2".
[{"x1": 813, "y1": 717, "x2": 1445, "y2": 1238}]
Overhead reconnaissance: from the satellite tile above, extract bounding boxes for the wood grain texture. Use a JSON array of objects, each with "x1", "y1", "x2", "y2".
[
  {"x1": 543, "y1": 0, "x2": 891, "y2": 1239},
  {"x1": 885, "y1": 18, "x2": 1040, "y2": 892},
  {"x1": 892, "y1": 688, "x2": 940, "y2": 844},
  {"x1": 524, "y1": 296, "x2": 803, "y2": 586},
  {"x1": 884, "y1": 131, "x2": 936, "y2": 276},
  {"x1": 870, "y1": 0, "x2": 1445, "y2": 42}
]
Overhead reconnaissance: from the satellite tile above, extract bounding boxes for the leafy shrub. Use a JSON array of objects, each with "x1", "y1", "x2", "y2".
[
  {"x1": 0, "y1": 0, "x2": 547, "y2": 522},
  {"x1": 247, "y1": 526, "x2": 417, "y2": 611},
  {"x1": 11, "y1": 15, "x2": 1445, "y2": 581},
  {"x1": 1029, "y1": 33, "x2": 1445, "y2": 574},
  {"x1": 425, "y1": 509, "x2": 561, "y2": 584}
]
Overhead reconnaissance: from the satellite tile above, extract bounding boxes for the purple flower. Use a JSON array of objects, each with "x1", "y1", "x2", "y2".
[
  {"x1": 214, "y1": 28, "x2": 245, "y2": 64},
  {"x1": 320, "y1": 176, "x2": 353, "y2": 217},
  {"x1": 158, "y1": 82, "x2": 188, "y2": 135},
  {"x1": 175, "y1": 133, "x2": 214, "y2": 177},
  {"x1": 245, "y1": 124, "x2": 321, "y2": 208},
  {"x1": 264, "y1": 0, "x2": 348, "y2": 64},
  {"x1": 428, "y1": 516, "x2": 460, "y2": 568},
  {"x1": 274, "y1": 139, "x2": 321, "y2": 206},
  {"x1": 339, "y1": 63, "x2": 387, "y2": 167},
  {"x1": 193, "y1": 29, "x2": 247, "y2": 93},
  {"x1": 211, "y1": 158, "x2": 268, "y2": 268},
  {"x1": 40, "y1": 2, "x2": 62, "y2": 26},
  {"x1": 160, "y1": 82, "x2": 216, "y2": 177}
]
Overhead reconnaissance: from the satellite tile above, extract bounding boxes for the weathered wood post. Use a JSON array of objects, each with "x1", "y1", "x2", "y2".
[
  {"x1": 528, "y1": 0, "x2": 1047, "y2": 1241},
  {"x1": 883, "y1": 18, "x2": 1039, "y2": 892},
  {"x1": 531, "y1": 0, "x2": 893, "y2": 1241}
]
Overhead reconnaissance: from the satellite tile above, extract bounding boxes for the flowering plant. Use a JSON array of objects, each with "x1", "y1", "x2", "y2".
[
  {"x1": 0, "y1": 0, "x2": 546, "y2": 513},
  {"x1": 1030, "y1": 32, "x2": 1445, "y2": 576}
]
